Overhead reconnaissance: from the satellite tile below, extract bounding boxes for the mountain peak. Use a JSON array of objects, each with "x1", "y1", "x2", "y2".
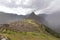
[
  {"x1": 29, "y1": 12, "x2": 36, "y2": 16},
  {"x1": 27, "y1": 12, "x2": 37, "y2": 19},
  {"x1": 27, "y1": 12, "x2": 45, "y2": 23}
]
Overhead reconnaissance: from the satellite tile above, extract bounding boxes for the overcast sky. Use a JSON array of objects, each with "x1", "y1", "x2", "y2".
[{"x1": 0, "y1": 0, "x2": 60, "y2": 15}]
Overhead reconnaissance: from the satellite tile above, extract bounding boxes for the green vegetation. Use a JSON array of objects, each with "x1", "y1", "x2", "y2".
[
  {"x1": 44, "y1": 25, "x2": 60, "y2": 38},
  {"x1": 0, "y1": 31, "x2": 59, "y2": 40},
  {"x1": 0, "y1": 19, "x2": 60, "y2": 40}
]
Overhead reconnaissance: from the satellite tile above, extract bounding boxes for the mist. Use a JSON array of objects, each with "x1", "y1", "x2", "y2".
[
  {"x1": 45, "y1": 11, "x2": 60, "y2": 33},
  {"x1": 0, "y1": 0, "x2": 60, "y2": 33},
  {"x1": 0, "y1": 0, "x2": 53, "y2": 15}
]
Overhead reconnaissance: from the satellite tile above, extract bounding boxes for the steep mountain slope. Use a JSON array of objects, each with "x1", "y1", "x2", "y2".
[
  {"x1": 27, "y1": 12, "x2": 45, "y2": 23},
  {"x1": 38, "y1": 14, "x2": 47, "y2": 19},
  {"x1": 0, "y1": 19, "x2": 59, "y2": 40},
  {"x1": 26, "y1": 12, "x2": 48, "y2": 27},
  {"x1": 38, "y1": 13, "x2": 48, "y2": 25}
]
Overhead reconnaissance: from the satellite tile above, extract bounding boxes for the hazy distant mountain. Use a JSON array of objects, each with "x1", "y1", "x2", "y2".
[
  {"x1": 0, "y1": 12, "x2": 47, "y2": 24},
  {"x1": 0, "y1": 12, "x2": 25, "y2": 24},
  {"x1": 38, "y1": 13, "x2": 48, "y2": 25},
  {"x1": 46, "y1": 11, "x2": 60, "y2": 33},
  {"x1": 38, "y1": 14, "x2": 47, "y2": 18}
]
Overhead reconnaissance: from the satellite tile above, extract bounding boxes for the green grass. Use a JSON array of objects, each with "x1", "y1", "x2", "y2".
[
  {"x1": 0, "y1": 30, "x2": 59, "y2": 40},
  {"x1": 0, "y1": 19, "x2": 60, "y2": 40}
]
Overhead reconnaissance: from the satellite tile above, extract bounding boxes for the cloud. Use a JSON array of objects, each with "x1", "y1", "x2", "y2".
[
  {"x1": 15, "y1": 0, "x2": 22, "y2": 5},
  {"x1": 39, "y1": 0, "x2": 60, "y2": 14},
  {"x1": 0, "y1": 0, "x2": 54, "y2": 15},
  {"x1": 23, "y1": 0, "x2": 31, "y2": 6},
  {"x1": 0, "y1": 0, "x2": 52, "y2": 8},
  {"x1": 0, "y1": 4, "x2": 33, "y2": 15},
  {"x1": 22, "y1": 0, "x2": 52, "y2": 9}
]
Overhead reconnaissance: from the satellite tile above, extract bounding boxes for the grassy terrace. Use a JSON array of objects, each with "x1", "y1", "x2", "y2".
[
  {"x1": 0, "y1": 19, "x2": 59, "y2": 40},
  {"x1": 0, "y1": 29, "x2": 59, "y2": 40}
]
